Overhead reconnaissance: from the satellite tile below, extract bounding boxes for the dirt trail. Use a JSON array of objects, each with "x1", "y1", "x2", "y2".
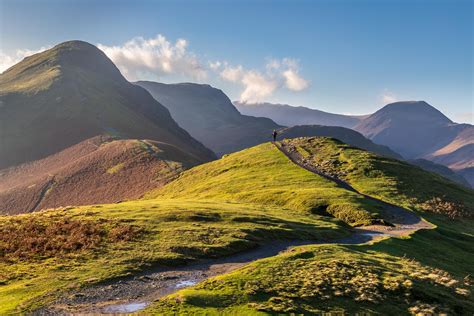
[
  {"x1": 35, "y1": 142, "x2": 433, "y2": 315},
  {"x1": 28, "y1": 176, "x2": 55, "y2": 213}
]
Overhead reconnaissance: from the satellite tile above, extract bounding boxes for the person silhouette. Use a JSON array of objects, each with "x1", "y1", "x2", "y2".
[{"x1": 272, "y1": 130, "x2": 278, "y2": 142}]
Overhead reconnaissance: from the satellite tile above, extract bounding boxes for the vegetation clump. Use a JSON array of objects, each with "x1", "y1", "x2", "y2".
[
  {"x1": 420, "y1": 197, "x2": 472, "y2": 219},
  {"x1": 0, "y1": 215, "x2": 141, "y2": 261}
]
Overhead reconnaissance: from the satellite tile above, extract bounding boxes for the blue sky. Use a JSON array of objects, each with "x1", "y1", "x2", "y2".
[{"x1": 1, "y1": 0, "x2": 472, "y2": 122}]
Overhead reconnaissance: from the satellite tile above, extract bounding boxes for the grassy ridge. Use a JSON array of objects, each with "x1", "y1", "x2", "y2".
[
  {"x1": 145, "y1": 138, "x2": 474, "y2": 315},
  {"x1": 281, "y1": 137, "x2": 474, "y2": 216}
]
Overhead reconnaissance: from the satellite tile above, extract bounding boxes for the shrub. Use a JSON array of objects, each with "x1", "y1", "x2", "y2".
[
  {"x1": 0, "y1": 216, "x2": 142, "y2": 260},
  {"x1": 420, "y1": 197, "x2": 472, "y2": 219}
]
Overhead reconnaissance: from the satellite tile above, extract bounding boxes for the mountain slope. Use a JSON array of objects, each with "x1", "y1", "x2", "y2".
[
  {"x1": 135, "y1": 81, "x2": 281, "y2": 155},
  {"x1": 427, "y1": 127, "x2": 474, "y2": 169},
  {"x1": 234, "y1": 101, "x2": 365, "y2": 128},
  {"x1": 354, "y1": 101, "x2": 473, "y2": 159},
  {"x1": 0, "y1": 136, "x2": 201, "y2": 214},
  {"x1": 278, "y1": 137, "x2": 473, "y2": 216},
  {"x1": 0, "y1": 41, "x2": 215, "y2": 169},
  {"x1": 408, "y1": 159, "x2": 471, "y2": 188}
]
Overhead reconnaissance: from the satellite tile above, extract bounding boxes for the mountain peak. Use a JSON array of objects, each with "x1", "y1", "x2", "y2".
[
  {"x1": 1, "y1": 40, "x2": 123, "y2": 94},
  {"x1": 378, "y1": 101, "x2": 452, "y2": 124}
]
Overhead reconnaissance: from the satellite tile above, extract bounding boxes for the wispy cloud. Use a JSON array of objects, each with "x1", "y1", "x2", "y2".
[
  {"x1": 214, "y1": 58, "x2": 309, "y2": 102},
  {"x1": 381, "y1": 89, "x2": 398, "y2": 104},
  {"x1": 454, "y1": 112, "x2": 473, "y2": 124}
]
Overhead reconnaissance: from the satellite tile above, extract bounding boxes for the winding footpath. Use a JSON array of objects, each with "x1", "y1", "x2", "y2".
[{"x1": 36, "y1": 142, "x2": 434, "y2": 315}]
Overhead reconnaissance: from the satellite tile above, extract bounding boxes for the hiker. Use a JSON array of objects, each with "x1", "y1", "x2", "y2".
[{"x1": 272, "y1": 130, "x2": 278, "y2": 142}]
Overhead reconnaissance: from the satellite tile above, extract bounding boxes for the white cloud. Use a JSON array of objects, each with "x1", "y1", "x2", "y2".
[
  {"x1": 217, "y1": 58, "x2": 309, "y2": 102},
  {"x1": 219, "y1": 64, "x2": 244, "y2": 82},
  {"x1": 241, "y1": 71, "x2": 278, "y2": 102},
  {"x1": 208, "y1": 61, "x2": 221, "y2": 71},
  {"x1": 283, "y1": 69, "x2": 308, "y2": 91},
  {"x1": 0, "y1": 47, "x2": 50, "y2": 73},
  {"x1": 97, "y1": 35, "x2": 207, "y2": 81},
  {"x1": 381, "y1": 89, "x2": 398, "y2": 104}
]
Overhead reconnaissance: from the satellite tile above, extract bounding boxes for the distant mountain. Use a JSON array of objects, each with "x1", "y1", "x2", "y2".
[
  {"x1": 276, "y1": 125, "x2": 402, "y2": 159},
  {"x1": 234, "y1": 101, "x2": 365, "y2": 128},
  {"x1": 0, "y1": 41, "x2": 215, "y2": 169},
  {"x1": 354, "y1": 101, "x2": 473, "y2": 186},
  {"x1": 426, "y1": 128, "x2": 474, "y2": 170},
  {"x1": 0, "y1": 136, "x2": 200, "y2": 214},
  {"x1": 135, "y1": 81, "x2": 281, "y2": 155},
  {"x1": 354, "y1": 101, "x2": 471, "y2": 158}
]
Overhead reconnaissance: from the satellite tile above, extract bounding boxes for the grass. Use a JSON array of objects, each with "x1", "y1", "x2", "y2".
[
  {"x1": 106, "y1": 162, "x2": 125, "y2": 174},
  {"x1": 144, "y1": 138, "x2": 474, "y2": 315},
  {"x1": 149, "y1": 143, "x2": 385, "y2": 226},
  {"x1": 0, "y1": 200, "x2": 349, "y2": 313},
  {"x1": 149, "y1": 214, "x2": 474, "y2": 315}
]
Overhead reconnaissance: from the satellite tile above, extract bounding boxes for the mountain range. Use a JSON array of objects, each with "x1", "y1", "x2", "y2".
[
  {"x1": 1, "y1": 39, "x2": 473, "y2": 315},
  {"x1": 354, "y1": 101, "x2": 473, "y2": 186},
  {"x1": 234, "y1": 101, "x2": 365, "y2": 128},
  {"x1": 135, "y1": 81, "x2": 281, "y2": 156}
]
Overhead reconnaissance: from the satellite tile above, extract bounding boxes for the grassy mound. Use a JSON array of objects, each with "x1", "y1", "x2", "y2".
[{"x1": 280, "y1": 137, "x2": 474, "y2": 218}]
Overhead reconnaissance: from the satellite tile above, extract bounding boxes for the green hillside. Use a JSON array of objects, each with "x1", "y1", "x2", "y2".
[
  {"x1": 149, "y1": 142, "x2": 386, "y2": 226},
  {"x1": 1, "y1": 137, "x2": 473, "y2": 314},
  {"x1": 1, "y1": 141, "x2": 360, "y2": 314}
]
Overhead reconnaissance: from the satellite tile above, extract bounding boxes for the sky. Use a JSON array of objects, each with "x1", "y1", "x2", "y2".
[{"x1": 0, "y1": 0, "x2": 472, "y2": 123}]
